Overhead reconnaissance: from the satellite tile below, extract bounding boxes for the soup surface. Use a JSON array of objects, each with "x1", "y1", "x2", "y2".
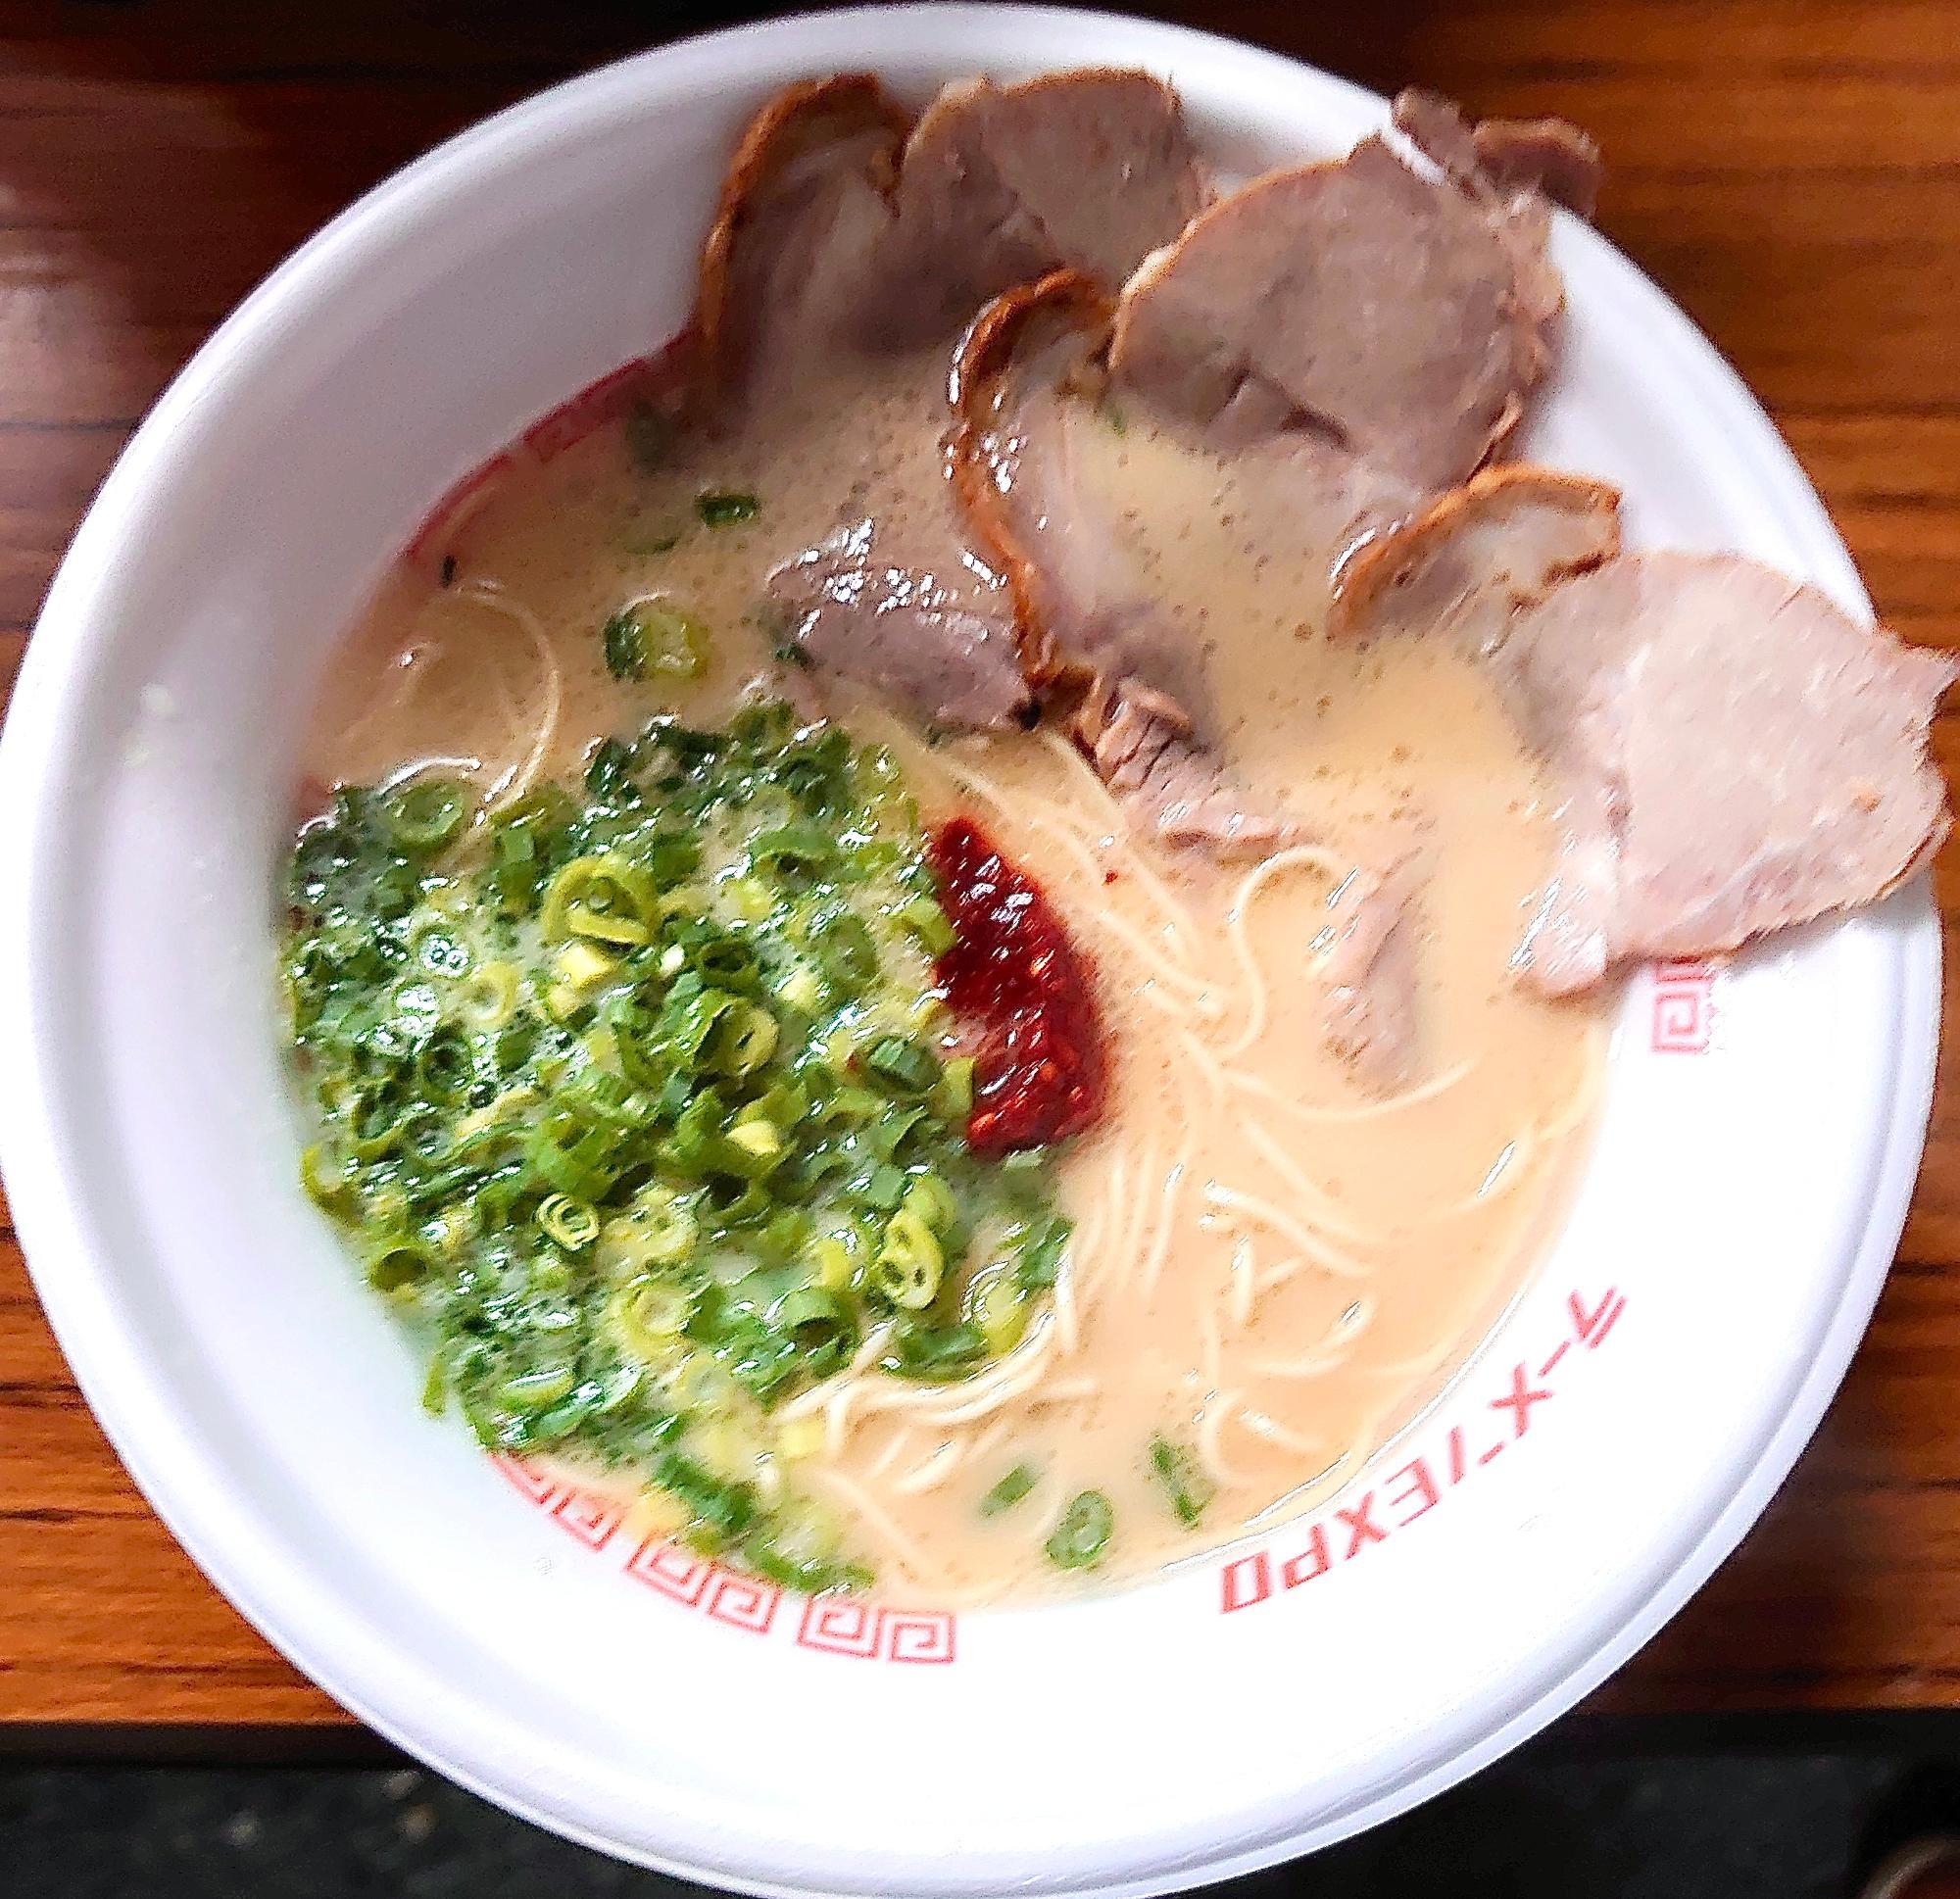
[{"x1": 289, "y1": 344, "x2": 1603, "y2": 1603}]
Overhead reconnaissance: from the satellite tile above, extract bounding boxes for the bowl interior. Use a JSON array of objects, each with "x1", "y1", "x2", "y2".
[{"x1": 0, "y1": 9, "x2": 1937, "y2": 1896}]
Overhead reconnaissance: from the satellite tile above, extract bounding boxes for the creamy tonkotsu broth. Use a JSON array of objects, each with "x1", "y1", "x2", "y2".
[{"x1": 292, "y1": 344, "x2": 1601, "y2": 1603}]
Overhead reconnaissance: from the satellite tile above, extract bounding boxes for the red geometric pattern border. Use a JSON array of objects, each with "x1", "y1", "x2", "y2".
[{"x1": 490, "y1": 1462, "x2": 950, "y2": 1663}]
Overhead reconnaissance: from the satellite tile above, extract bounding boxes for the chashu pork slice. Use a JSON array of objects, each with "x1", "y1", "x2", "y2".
[
  {"x1": 691, "y1": 73, "x2": 913, "y2": 403},
  {"x1": 1340, "y1": 490, "x2": 1956, "y2": 992},
  {"x1": 954, "y1": 272, "x2": 1191, "y2": 700},
  {"x1": 694, "y1": 74, "x2": 1024, "y2": 728},
  {"x1": 696, "y1": 68, "x2": 1210, "y2": 387},
  {"x1": 765, "y1": 517, "x2": 1032, "y2": 732},
  {"x1": 1075, "y1": 679, "x2": 1292, "y2": 859},
  {"x1": 1108, "y1": 102, "x2": 1574, "y2": 482},
  {"x1": 1330, "y1": 464, "x2": 1625, "y2": 648},
  {"x1": 1391, "y1": 88, "x2": 1603, "y2": 219},
  {"x1": 1318, "y1": 835, "x2": 1430, "y2": 1088},
  {"x1": 1502, "y1": 554, "x2": 1957, "y2": 992},
  {"x1": 956, "y1": 271, "x2": 1413, "y2": 708},
  {"x1": 695, "y1": 71, "x2": 1210, "y2": 729},
  {"x1": 954, "y1": 270, "x2": 1290, "y2": 855},
  {"x1": 955, "y1": 271, "x2": 1430, "y2": 1088},
  {"x1": 879, "y1": 68, "x2": 1210, "y2": 346}
]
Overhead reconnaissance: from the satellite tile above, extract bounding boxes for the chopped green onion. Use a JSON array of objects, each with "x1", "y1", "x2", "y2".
[
  {"x1": 526, "y1": 1115, "x2": 617, "y2": 1201},
  {"x1": 300, "y1": 1142, "x2": 351, "y2": 1211},
  {"x1": 366, "y1": 1235, "x2": 436, "y2": 1296},
  {"x1": 859, "y1": 1161, "x2": 907, "y2": 1212},
  {"x1": 763, "y1": 961, "x2": 817, "y2": 1018},
  {"x1": 599, "y1": 1185, "x2": 698, "y2": 1274},
  {"x1": 808, "y1": 1235, "x2": 856, "y2": 1291},
  {"x1": 711, "y1": 1003, "x2": 780, "y2": 1077},
  {"x1": 863, "y1": 1036, "x2": 939, "y2": 1096},
  {"x1": 459, "y1": 960, "x2": 521, "y2": 1028},
  {"x1": 932, "y1": 1054, "x2": 975, "y2": 1122},
  {"x1": 602, "y1": 596, "x2": 711, "y2": 682},
  {"x1": 884, "y1": 1320, "x2": 987, "y2": 1380},
  {"x1": 610, "y1": 1276, "x2": 695, "y2": 1358},
  {"x1": 696, "y1": 936, "x2": 761, "y2": 994},
  {"x1": 824, "y1": 1083, "x2": 881, "y2": 1129},
  {"x1": 382, "y1": 776, "x2": 470, "y2": 854},
  {"x1": 871, "y1": 1207, "x2": 943, "y2": 1310},
  {"x1": 603, "y1": 608, "x2": 643, "y2": 679},
  {"x1": 1045, "y1": 1490, "x2": 1113, "y2": 1570},
  {"x1": 583, "y1": 736, "x2": 635, "y2": 798},
  {"x1": 346, "y1": 1079, "x2": 412, "y2": 1160},
  {"x1": 538, "y1": 1193, "x2": 600, "y2": 1251},
  {"x1": 749, "y1": 823, "x2": 835, "y2": 879},
  {"x1": 722, "y1": 874, "x2": 773, "y2": 924},
  {"x1": 387, "y1": 979, "x2": 442, "y2": 1036},
  {"x1": 655, "y1": 1448, "x2": 757, "y2": 1547},
  {"x1": 414, "y1": 924, "x2": 471, "y2": 979},
  {"x1": 725, "y1": 1118, "x2": 784, "y2": 1168},
  {"x1": 660, "y1": 981, "x2": 738, "y2": 1063},
  {"x1": 502, "y1": 1366, "x2": 576, "y2": 1412},
  {"x1": 980, "y1": 1463, "x2": 1037, "y2": 1518},
  {"x1": 695, "y1": 488, "x2": 760, "y2": 528},
  {"x1": 542, "y1": 854, "x2": 660, "y2": 946},
  {"x1": 896, "y1": 894, "x2": 955, "y2": 956},
  {"x1": 662, "y1": 1088, "x2": 725, "y2": 1177},
  {"x1": 813, "y1": 913, "x2": 878, "y2": 989},
  {"x1": 706, "y1": 1178, "x2": 773, "y2": 1225},
  {"x1": 964, "y1": 1263, "x2": 1030, "y2": 1354},
  {"x1": 416, "y1": 1027, "x2": 474, "y2": 1106},
  {"x1": 1148, "y1": 1434, "x2": 1214, "y2": 1527},
  {"x1": 902, "y1": 1172, "x2": 957, "y2": 1233},
  {"x1": 770, "y1": 1286, "x2": 856, "y2": 1377},
  {"x1": 279, "y1": 693, "x2": 1088, "y2": 1597},
  {"x1": 1017, "y1": 1214, "x2": 1071, "y2": 1290}
]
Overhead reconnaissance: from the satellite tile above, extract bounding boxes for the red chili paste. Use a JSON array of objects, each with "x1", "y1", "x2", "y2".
[{"x1": 927, "y1": 816, "x2": 1106, "y2": 1153}]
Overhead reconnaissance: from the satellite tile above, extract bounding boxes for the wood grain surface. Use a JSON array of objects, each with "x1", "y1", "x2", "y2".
[{"x1": 1, "y1": 0, "x2": 1957, "y2": 1737}]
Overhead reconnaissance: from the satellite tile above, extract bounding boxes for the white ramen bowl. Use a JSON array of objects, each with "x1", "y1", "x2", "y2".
[{"x1": 0, "y1": 6, "x2": 1939, "y2": 1892}]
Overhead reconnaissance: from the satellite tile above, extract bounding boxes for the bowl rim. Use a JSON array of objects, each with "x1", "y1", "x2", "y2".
[{"x1": 0, "y1": 7, "x2": 1940, "y2": 1893}]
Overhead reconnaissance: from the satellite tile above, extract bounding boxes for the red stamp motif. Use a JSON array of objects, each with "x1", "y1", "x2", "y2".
[
  {"x1": 491, "y1": 1459, "x2": 622, "y2": 1548},
  {"x1": 797, "y1": 1597, "x2": 884, "y2": 1659},
  {"x1": 492, "y1": 1476, "x2": 963, "y2": 1664},
  {"x1": 1650, "y1": 960, "x2": 1717, "y2": 1052},
  {"x1": 548, "y1": 1488, "x2": 624, "y2": 1550},
  {"x1": 705, "y1": 1571, "x2": 781, "y2": 1634},
  {"x1": 791, "y1": 1599, "x2": 957, "y2": 1663},
  {"x1": 1220, "y1": 1286, "x2": 1628, "y2": 1614},
  {"x1": 882, "y1": 1610, "x2": 957, "y2": 1665},
  {"x1": 492, "y1": 1454, "x2": 560, "y2": 1505},
  {"x1": 624, "y1": 1539, "x2": 715, "y2": 1607}
]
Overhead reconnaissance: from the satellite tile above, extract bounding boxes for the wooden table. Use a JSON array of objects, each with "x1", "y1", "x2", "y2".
[{"x1": 2, "y1": 0, "x2": 1957, "y2": 1746}]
